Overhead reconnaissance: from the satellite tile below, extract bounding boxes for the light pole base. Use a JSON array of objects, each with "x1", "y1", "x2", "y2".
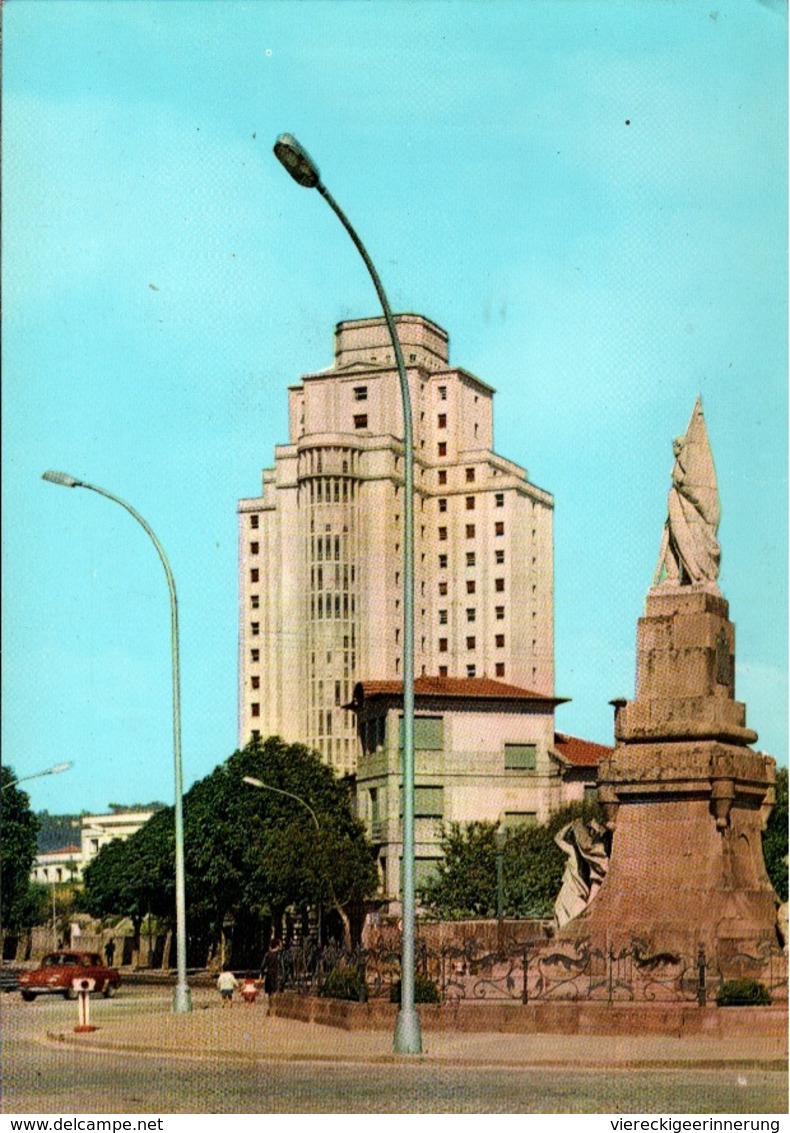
[
  {"x1": 393, "y1": 1007, "x2": 423, "y2": 1054},
  {"x1": 173, "y1": 984, "x2": 193, "y2": 1014}
]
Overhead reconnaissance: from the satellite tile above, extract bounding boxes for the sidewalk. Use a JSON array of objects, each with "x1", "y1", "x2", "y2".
[{"x1": 37, "y1": 989, "x2": 788, "y2": 1070}]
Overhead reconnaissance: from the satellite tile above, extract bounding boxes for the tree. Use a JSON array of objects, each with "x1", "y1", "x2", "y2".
[
  {"x1": 1, "y1": 766, "x2": 41, "y2": 940},
  {"x1": 81, "y1": 737, "x2": 378, "y2": 961},
  {"x1": 763, "y1": 766, "x2": 788, "y2": 903},
  {"x1": 419, "y1": 799, "x2": 605, "y2": 920}
]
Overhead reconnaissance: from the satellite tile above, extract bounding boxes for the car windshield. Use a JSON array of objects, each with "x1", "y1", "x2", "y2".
[{"x1": 41, "y1": 954, "x2": 79, "y2": 966}]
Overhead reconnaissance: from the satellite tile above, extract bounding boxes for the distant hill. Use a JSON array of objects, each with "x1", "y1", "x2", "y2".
[{"x1": 36, "y1": 802, "x2": 167, "y2": 853}]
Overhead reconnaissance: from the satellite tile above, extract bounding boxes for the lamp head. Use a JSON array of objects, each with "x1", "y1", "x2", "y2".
[
  {"x1": 49, "y1": 762, "x2": 73, "y2": 775},
  {"x1": 494, "y1": 829, "x2": 508, "y2": 852},
  {"x1": 243, "y1": 776, "x2": 265, "y2": 789},
  {"x1": 42, "y1": 470, "x2": 82, "y2": 488},
  {"x1": 273, "y1": 134, "x2": 321, "y2": 189}
]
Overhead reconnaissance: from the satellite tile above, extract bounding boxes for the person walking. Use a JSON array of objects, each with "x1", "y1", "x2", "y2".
[{"x1": 217, "y1": 967, "x2": 238, "y2": 1007}]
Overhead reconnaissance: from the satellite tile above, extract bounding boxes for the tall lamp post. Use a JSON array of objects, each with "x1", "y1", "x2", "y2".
[
  {"x1": 272, "y1": 133, "x2": 421, "y2": 1054},
  {"x1": 41, "y1": 471, "x2": 192, "y2": 1014},
  {"x1": 2, "y1": 762, "x2": 73, "y2": 792}
]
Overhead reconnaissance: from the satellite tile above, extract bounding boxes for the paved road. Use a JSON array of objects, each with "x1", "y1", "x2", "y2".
[{"x1": 3, "y1": 992, "x2": 787, "y2": 1114}]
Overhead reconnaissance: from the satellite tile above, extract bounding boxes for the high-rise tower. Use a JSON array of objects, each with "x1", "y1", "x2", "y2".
[{"x1": 238, "y1": 314, "x2": 554, "y2": 774}]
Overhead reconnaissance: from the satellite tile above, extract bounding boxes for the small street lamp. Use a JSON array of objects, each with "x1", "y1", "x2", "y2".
[
  {"x1": 273, "y1": 133, "x2": 421, "y2": 1055},
  {"x1": 2, "y1": 762, "x2": 73, "y2": 792},
  {"x1": 42, "y1": 471, "x2": 192, "y2": 1013},
  {"x1": 495, "y1": 829, "x2": 508, "y2": 929}
]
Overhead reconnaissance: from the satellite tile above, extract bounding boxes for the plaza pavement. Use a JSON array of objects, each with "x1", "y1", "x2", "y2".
[{"x1": 33, "y1": 988, "x2": 788, "y2": 1071}]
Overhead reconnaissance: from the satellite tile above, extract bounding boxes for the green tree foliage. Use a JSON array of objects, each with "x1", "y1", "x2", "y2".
[
  {"x1": 419, "y1": 799, "x2": 604, "y2": 920},
  {"x1": 1, "y1": 767, "x2": 42, "y2": 935},
  {"x1": 82, "y1": 737, "x2": 377, "y2": 953},
  {"x1": 763, "y1": 766, "x2": 788, "y2": 902}
]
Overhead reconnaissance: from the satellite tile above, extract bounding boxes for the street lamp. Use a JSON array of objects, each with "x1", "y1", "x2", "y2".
[
  {"x1": 41, "y1": 470, "x2": 192, "y2": 1014},
  {"x1": 2, "y1": 762, "x2": 73, "y2": 792},
  {"x1": 273, "y1": 134, "x2": 421, "y2": 1053}
]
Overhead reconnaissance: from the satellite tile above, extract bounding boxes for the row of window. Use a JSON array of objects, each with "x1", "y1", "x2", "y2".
[
  {"x1": 437, "y1": 521, "x2": 505, "y2": 540},
  {"x1": 438, "y1": 493, "x2": 504, "y2": 511},
  {"x1": 438, "y1": 634, "x2": 505, "y2": 652},
  {"x1": 435, "y1": 662, "x2": 505, "y2": 678},
  {"x1": 439, "y1": 607, "x2": 506, "y2": 623},
  {"x1": 353, "y1": 383, "x2": 449, "y2": 403}
]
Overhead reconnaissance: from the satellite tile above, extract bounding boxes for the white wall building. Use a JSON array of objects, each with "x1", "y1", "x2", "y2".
[
  {"x1": 31, "y1": 810, "x2": 156, "y2": 885},
  {"x1": 238, "y1": 314, "x2": 554, "y2": 775}
]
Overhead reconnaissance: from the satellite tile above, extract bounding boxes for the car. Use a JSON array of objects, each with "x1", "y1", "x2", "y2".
[{"x1": 18, "y1": 951, "x2": 121, "y2": 1001}]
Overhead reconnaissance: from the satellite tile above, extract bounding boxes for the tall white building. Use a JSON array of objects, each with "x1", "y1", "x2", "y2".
[{"x1": 238, "y1": 314, "x2": 554, "y2": 775}]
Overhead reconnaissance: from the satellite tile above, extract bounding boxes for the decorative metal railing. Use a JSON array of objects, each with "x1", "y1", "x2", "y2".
[{"x1": 275, "y1": 935, "x2": 787, "y2": 1006}]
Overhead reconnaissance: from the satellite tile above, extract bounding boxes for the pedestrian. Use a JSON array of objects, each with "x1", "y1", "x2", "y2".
[
  {"x1": 104, "y1": 939, "x2": 115, "y2": 967},
  {"x1": 262, "y1": 937, "x2": 282, "y2": 996},
  {"x1": 217, "y1": 967, "x2": 238, "y2": 1007}
]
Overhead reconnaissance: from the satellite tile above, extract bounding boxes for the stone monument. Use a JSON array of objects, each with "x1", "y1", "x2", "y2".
[{"x1": 562, "y1": 398, "x2": 778, "y2": 965}]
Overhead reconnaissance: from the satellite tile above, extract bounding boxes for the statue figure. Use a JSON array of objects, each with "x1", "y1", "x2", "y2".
[
  {"x1": 553, "y1": 819, "x2": 610, "y2": 929},
  {"x1": 653, "y1": 397, "x2": 720, "y2": 588}
]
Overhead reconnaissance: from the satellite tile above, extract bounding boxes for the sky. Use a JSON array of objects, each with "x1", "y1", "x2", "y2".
[{"x1": 3, "y1": 0, "x2": 787, "y2": 817}]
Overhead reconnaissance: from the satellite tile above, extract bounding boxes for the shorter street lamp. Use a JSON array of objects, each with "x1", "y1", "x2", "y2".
[
  {"x1": 3, "y1": 762, "x2": 73, "y2": 792},
  {"x1": 494, "y1": 829, "x2": 508, "y2": 928},
  {"x1": 42, "y1": 470, "x2": 191, "y2": 1014}
]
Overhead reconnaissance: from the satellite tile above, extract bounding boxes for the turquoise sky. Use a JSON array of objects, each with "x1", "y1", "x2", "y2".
[{"x1": 4, "y1": 0, "x2": 787, "y2": 815}]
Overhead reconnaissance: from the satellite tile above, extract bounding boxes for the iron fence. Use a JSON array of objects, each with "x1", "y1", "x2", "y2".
[{"x1": 276, "y1": 936, "x2": 787, "y2": 1006}]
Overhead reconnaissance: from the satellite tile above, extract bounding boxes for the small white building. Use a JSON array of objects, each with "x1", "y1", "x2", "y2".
[{"x1": 31, "y1": 810, "x2": 156, "y2": 885}]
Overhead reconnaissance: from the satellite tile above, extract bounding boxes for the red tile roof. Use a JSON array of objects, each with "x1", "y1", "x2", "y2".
[
  {"x1": 353, "y1": 676, "x2": 566, "y2": 704},
  {"x1": 553, "y1": 732, "x2": 613, "y2": 767}
]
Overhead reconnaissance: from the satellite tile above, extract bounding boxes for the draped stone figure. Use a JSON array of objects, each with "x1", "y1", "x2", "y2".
[{"x1": 653, "y1": 397, "x2": 720, "y2": 588}]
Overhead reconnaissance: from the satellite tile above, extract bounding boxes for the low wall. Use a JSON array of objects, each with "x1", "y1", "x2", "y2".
[{"x1": 269, "y1": 991, "x2": 788, "y2": 1039}]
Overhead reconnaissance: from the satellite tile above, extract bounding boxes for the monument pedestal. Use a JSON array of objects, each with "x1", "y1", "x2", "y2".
[{"x1": 561, "y1": 586, "x2": 777, "y2": 962}]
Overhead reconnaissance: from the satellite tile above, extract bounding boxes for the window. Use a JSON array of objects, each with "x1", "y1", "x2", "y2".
[
  {"x1": 439, "y1": 638, "x2": 448, "y2": 653},
  {"x1": 466, "y1": 552, "x2": 476, "y2": 568},
  {"x1": 495, "y1": 662, "x2": 505, "y2": 677},
  {"x1": 466, "y1": 467, "x2": 475, "y2": 483},
  {"x1": 251, "y1": 595, "x2": 259, "y2": 609},
  {"x1": 251, "y1": 703, "x2": 260, "y2": 717},
  {"x1": 466, "y1": 608, "x2": 476, "y2": 622},
  {"x1": 250, "y1": 515, "x2": 259, "y2": 529},
  {"x1": 399, "y1": 715, "x2": 443, "y2": 752},
  {"x1": 438, "y1": 527, "x2": 448, "y2": 541},
  {"x1": 251, "y1": 622, "x2": 260, "y2": 636},
  {"x1": 438, "y1": 414, "x2": 447, "y2": 428},
  {"x1": 495, "y1": 493, "x2": 504, "y2": 507},
  {"x1": 250, "y1": 568, "x2": 259, "y2": 583},
  {"x1": 504, "y1": 811, "x2": 537, "y2": 829},
  {"x1": 495, "y1": 521, "x2": 505, "y2": 537},
  {"x1": 466, "y1": 664, "x2": 476, "y2": 678},
  {"x1": 495, "y1": 549, "x2": 505, "y2": 564},
  {"x1": 466, "y1": 496, "x2": 475, "y2": 510},
  {"x1": 438, "y1": 442, "x2": 447, "y2": 457},
  {"x1": 353, "y1": 386, "x2": 368, "y2": 401},
  {"x1": 495, "y1": 577, "x2": 505, "y2": 592},
  {"x1": 466, "y1": 579, "x2": 476, "y2": 594},
  {"x1": 438, "y1": 580, "x2": 448, "y2": 596},
  {"x1": 354, "y1": 414, "x2": 368, "y2": 429},
  {"x1": 466, "y1": 524, "x2": 475, "y2": 538},
  {"x1": 439, "y1": 609, "x2": 448, "y2": 624},
  {"x1": 438, "y1": 385, "x2": 447, "y2": 400},
  {"x1": 438, "y1": 498, "x2": 447, "y2": 512},
  {"x1": 439, "y1": 665, "x2": 448, "y2": 677},
  {"x1": 251, "y1": 648, "x2": 260, "y2": 663},
  {"x1": 496, "y1": 634, "x2": 505, "y2": 648},
  {"x1": 438, "y1": 469, "x2": 447, "y2": 485},
  {"x1": 495, "y1": 606, "x2": 505, "y2": 620},
  {"x1": 251, "y1": 729, "x2": 261, "y2": 742},
  {"x1": 466, "y1": 636, "x2": 476, "y2": 650},
  {"x1": 250, "y1": 542, "x2": 259, "y2": 555},
  {"x1": 439, "y1": 554, "x2": 448, "y2": 569},
  {"x1": 504, "y1": 743, "x2": 537, "y2": 770},
  {"x1": 251, "y1": 675, "x2": 260, "y2": 689},
  {"x1": 414, "y1": 786, "x2": 444, "y2": 817}
]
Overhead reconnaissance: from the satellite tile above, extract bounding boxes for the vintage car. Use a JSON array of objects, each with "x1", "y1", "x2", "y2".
[{"x1": 18, "y1": 951, "x2": 121, "y2": 1001}]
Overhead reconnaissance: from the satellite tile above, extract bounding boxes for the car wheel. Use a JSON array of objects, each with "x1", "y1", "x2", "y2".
[
  {"x1": 65, "y1": 986, "x2": 78, "y2": 1000},
  {"x1": 103, "y1": 982, "x2": 116, "y2": 998},
  {"x1": 21, "y1": 990, "x2": 36, "y2": 1002}
]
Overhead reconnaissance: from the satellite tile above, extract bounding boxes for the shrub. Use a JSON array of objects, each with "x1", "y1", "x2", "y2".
[
  {"x1": 716, "y1": 979, "x2": 771, "y2": 1007},
  {"x1": 389, "y1": 972, "x2": 441, "y2": 1004},
  {"x1": 320, "y1": 963, "x2": 365, "y2": 1002}
]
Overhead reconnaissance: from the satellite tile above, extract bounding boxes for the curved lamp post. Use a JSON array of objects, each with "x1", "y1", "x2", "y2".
[
  {"x1": 3, "y1": 761, "x2": 73, "y2": 792},
  {"x1": 273, "y1": 133, "x2": 421, "y2": 1054},
  {"x1": 41, "y1": 471, "x2": 192, "y2": 1014}
]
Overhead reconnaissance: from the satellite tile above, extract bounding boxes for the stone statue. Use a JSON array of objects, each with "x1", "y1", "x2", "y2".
[
  {"x1": 653, "y1": 397, "x2": 720, "y2": 588},
  {"x1": 553, "y1": 819, "x2": 610, "y2": 928}
]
